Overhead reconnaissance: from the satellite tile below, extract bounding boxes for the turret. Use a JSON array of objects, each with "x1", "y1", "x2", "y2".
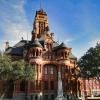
[
  {"x1": 28, "y1": 39, "x2": 43, "y2": 59},
  {"x1": 53, "y1": 42, "x2": 71, "y2": 60}
]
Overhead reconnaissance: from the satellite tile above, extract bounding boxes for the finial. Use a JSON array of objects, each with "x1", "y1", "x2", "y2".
[
  {"x1": 22, "y1": 37, "x2": 23, "y2": 40},
  {"x1": 40, "y1": 0, "x2": 43, "y2": 10}
]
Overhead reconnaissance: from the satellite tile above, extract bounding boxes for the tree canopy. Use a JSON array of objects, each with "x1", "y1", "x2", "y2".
[
  {"x1": 0, "y1": 52, "x2": 35, "y2": 98},
  {"x1": 0, "y1": 52, "x2": 34, "y2": 80},
  {"x1": 77, "y1": 43, "x2": 100, "y2": 78}
]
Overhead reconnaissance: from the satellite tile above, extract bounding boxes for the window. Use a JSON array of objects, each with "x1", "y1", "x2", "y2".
[
  {"x1": 39, "y1": 22, "x2": 45, "y2": 35},
  {"x1": 50, "y1": 67, "x2": 54, "y2": 74},
  {"x1": 30, "y1": 82, "x2": 35, "y2": 90},
  {"x1": 44, "y1": 67, "x2": 48, "y2": 74},
  {"x1": 51, "y1": 95, "x2": 55, "y2": 100},
  {"x1": 71, "y1": 69, "x2": 74, "y2": 74},
  {"x1": 62, "y1": 66, "x2": 65, "y2": 75},
  {"x1": 65, "y1": 67, "x2": 68, "y2": 73},
  {"x1": 20, "y1": 80, "x2": 26, "y2": 91},
  {"x1": 47, "y1": 43, "x2": 49, "y2": 49},
  {"x1": 33, "y1": 49, "x2": 35, "y2": 56},
  {"x1": 36, "y1": 50, "x2": 38, "y2": 56},
  {"x1": 35, "y1": 95, "x2": 38, "y2": 100},
  {"x1": 44, "y1": 95, "x2": 48, "y2": 100},
  {"x1": 50, "y1": 81, "x2": 54, "y2": 90},
  {"x1": 39, "y1": 80, "x2": 41, "y2": 90},
  {"x1": 65, "y1": 52, "x2": 67, "y2": 58},
  {"x1": 36, "y1": 80, "x2": 38, "y2": 89},
  {"x1": 44, "y1": 81, "x2": 48, "y2": 90},
  {"x1": 66, "y1": 80, "x2": 69, "y2": 90}
]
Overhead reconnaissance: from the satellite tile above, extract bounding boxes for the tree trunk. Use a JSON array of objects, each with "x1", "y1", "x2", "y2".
[{"x1": 0, "y1": 79, "x2": 14, "y2": 99}]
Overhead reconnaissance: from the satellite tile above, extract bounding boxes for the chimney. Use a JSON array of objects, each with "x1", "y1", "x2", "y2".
[{"x1": 5, "y1": 41, "x2": 9, "y2": 50}]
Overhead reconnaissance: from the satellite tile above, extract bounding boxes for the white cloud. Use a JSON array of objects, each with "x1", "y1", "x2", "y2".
[
  {"x1": 73, "y1": 38, "x2": 100, "y2": 59},
  {"x1": 89, "y1": 38, "x2": 100, "y2": 47},
  {"x1": 0, "y1": 0, "x2": 32, "y2": 50}
]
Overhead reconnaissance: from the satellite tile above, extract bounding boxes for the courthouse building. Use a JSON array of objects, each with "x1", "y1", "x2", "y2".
[{"x1": 5, "y1": 9, "x2": 79, "y2": 100}]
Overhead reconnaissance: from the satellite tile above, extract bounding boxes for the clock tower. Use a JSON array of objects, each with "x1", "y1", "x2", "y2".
[{"x1": 32, "y1": 9, "x2": 49, "y2": 40}]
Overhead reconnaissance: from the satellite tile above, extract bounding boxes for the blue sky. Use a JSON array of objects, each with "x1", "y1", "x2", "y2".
[{"x1": 0, "y1": 0, "x2": 100, "y2": 58}]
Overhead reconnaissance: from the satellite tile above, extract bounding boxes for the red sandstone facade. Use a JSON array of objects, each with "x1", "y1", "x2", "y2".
[
  {"x1": 11, "y1": 9, "x2": 78, "y2": 100},
  {"x1": 3, "y1": 9, "x2": 100, "y2": 100},
  {"x1": 78, "y1": 78, "x2": 100, "y2": 100}
]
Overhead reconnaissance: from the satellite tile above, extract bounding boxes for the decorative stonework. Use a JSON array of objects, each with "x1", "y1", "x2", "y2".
[{"x1": 5, "y1": 9, "x2": 79, "y2": 100}]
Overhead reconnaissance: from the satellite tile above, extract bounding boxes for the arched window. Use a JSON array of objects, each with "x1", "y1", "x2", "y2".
[
  {"x1": 36, "y1": 49, "x2": 38, "y2": 56},
  {"x1": 40, "y1": 50, "x2": 42, "y2": 56},
  {"x1": 44, "y1": 65, "x2": 57, "y2": 75},
  {"x1": 65, "y1": 52, "x2": 67, "y2": 58},
  {"x1": 44, "y1": 67, "x2": 48, "y2": 74},
  {"x1": 33, "y1": 49, "x2": 35, "y2": 56},
  {"x1": 50, "y1": 67, "x2": 54, "y2": 74}
]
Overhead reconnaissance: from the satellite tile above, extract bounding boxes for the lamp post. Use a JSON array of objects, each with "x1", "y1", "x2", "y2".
[{"x1": 40, "y1": 92, "x2": 42, "y2": 100}]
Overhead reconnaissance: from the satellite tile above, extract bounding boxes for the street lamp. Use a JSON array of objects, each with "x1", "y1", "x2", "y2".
[{"x1": 40, "y1": 92, "x2": 42, "y2": 100}]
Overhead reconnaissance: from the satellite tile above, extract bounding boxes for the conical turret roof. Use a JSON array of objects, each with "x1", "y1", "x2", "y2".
[
  {"x1": 53, "y1": 42, "x2": 68, "y2": 51},
  {"x1": 58, "y1": 42, "x2": 67, "y2": 49},
  {"x1": 32, "y1": 39, "x2": 42, "y2": 48}
]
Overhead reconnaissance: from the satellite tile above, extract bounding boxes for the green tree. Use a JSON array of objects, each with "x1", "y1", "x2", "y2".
[
  {"x1": 0, "y1": 52, "x2": 35, "y2": 98},
  {"x1": 77, "y1": 43, "x2": 100, "y2": 78}
]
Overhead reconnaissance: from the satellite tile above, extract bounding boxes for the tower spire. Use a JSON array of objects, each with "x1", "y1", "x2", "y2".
[{"x1": 40, "y1": 0, "x2": 42, "y2": 10}]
